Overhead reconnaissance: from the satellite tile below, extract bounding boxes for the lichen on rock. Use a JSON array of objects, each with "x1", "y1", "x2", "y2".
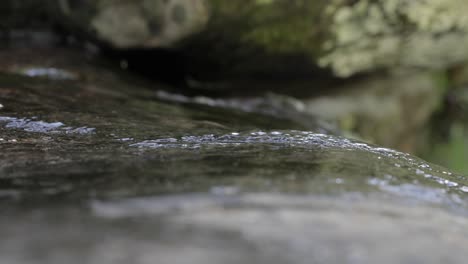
[{"x1": 320, "y1": 0, "x2": 468, "y2": 77}]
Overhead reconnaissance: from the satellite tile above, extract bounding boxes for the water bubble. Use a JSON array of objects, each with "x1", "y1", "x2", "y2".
[
  {"x1": 117, "y1": 138, "x2": 134, "y2": 142},
  {"x1": 433, "y1": 177, "x2": 459, "y2": 187},
  {"x1": 251, "y1": 131, "x2": 267, "y2": 136},
  {"x1": 415, "y1": 169, "x2": 424, "y2": 175},
  {"x1": 210, "y1": 186, "x2": 239, "y2": 196},
  {"x1": 19, "y1": 67, "x2": 78, "y2": 80},
  {"x1": 384, "y1": 174, "x2": 393, "y2": 180},
  {"x1": 445, "y1": 181, "x2": 459, "y2": 187},
  {"x1": 335, "y1": 178, "x2": 344, "y2": 184},
  {"x1": 0, "y1": 116, "x2": 95, "y2": 134},
  {"x1": 419, "y1": 164, "x2": 431, "y2": 170},
  {"x1": 153, "y1": 138, "x2": 178, "y2": 143},
  {"x1": 64, "y1": 127, "x2": 95, "y2": 135},
  {"x1": 368, "y1": 178, "x2": 387, "y2": 186}
]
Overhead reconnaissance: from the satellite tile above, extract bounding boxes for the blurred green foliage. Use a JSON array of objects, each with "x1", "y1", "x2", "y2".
[{"x1": 426, "y1": 123, "x2": 468, "y2": 174}]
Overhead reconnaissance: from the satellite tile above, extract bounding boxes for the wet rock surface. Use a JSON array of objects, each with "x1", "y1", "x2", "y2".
[{"x1": 1, "y1": 47, "x2": 468, "y2": 263}]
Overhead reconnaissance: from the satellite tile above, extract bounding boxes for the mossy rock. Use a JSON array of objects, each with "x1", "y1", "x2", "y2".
[{"x1": 4, "y1": 0, "x2": 468, "y2": 79}]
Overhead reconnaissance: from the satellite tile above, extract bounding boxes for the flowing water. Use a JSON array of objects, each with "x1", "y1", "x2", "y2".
[{"x1": 0, "y1": 47, "x2": 467, "y2": 263}]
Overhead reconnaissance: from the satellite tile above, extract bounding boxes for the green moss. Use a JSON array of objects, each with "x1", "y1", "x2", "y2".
[
  {"x1": 255, "y1": 0, "x2": 274, "y2": 4},
  {"x1": 425, "y1": 123, "x2": 468, "y2": 174},
  {"x1": 241, "y1": 14, "x2": 317, "y2": 54},
  {"x1": 208, "y1": 0, "x2": 327, "y2": 56},
  {"x1": 428, "y1": 70, "x2": 452, "y2": 114}
]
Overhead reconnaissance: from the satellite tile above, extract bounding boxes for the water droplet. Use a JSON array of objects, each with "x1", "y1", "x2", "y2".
[
  {"x1": 117, "y1": 138, "x2": 134, "y2": 142},
  {"x1": 251, "y1": 131, "x2": 267, "y2": 136}
]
